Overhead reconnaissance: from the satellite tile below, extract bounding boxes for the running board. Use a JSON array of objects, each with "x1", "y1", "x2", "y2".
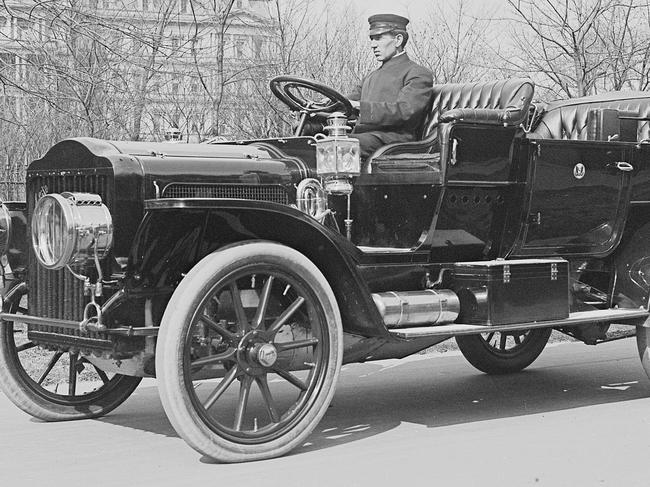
[{"x1": 388, "y1": 308, "x2": 649, "y2": 339}]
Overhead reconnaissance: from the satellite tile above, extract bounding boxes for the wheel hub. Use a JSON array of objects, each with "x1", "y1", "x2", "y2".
[
  {"x1": 237, "y1": 331, "x2": 279, "y2": 371},
  {"x1": 254, "y1": 343, "x2": 278, "y2": 367}
]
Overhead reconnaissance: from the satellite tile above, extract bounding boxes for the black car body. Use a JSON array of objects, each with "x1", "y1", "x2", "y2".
[{"x1": 1, "y1": 76, "x2": 650, "y2": 462}]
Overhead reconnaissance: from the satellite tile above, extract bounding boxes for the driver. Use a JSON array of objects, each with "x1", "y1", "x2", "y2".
[{"x1": 348, "y1": 13, "x2": 433, "y2": 160}]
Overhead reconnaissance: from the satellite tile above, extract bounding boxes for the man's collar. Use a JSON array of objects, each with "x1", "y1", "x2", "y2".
[{"x1": 381, "y1": 51, "x2": 409, "y2": 67}]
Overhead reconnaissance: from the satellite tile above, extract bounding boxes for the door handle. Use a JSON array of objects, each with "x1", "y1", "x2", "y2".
[
  {"x1": 608, "y1": 161, "x2": 634, "y2": 172},
  {"x1": 450, "y1": 138, "x2": 459, "y2": 166}
]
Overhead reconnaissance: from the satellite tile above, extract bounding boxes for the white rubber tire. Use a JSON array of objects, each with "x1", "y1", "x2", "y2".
[
  {"x1": 636, "y1": 326, "x2": 650, "y2": 380},
  {"x1": 156, "y1": 242, "x2": 343, "y2": 463}
]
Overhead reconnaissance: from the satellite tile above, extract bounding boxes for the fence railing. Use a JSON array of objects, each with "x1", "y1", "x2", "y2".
[{"x1": 1, "y1": 162, "x2": 27, "y2": 201}]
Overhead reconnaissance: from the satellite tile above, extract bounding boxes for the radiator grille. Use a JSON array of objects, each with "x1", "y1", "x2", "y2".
[
  {"x1": 27, "y1": 172, "x2": 112, "y2": 340},
  {"x1": 162, "y1": 183, "x2": 290, "y2": 205}
]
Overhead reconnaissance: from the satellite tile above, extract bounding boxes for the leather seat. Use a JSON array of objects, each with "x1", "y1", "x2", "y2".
[
  {"x1": 369, "y1": 78, "x2": 535, "y2": 161},
  {"x1": 530, "y1": 91, "x2": 650, "y2": 141}
]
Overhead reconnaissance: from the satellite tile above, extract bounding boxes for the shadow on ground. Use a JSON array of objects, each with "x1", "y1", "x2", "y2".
[{"x1": 97, "y1": 341, "x2": 650, "y2": 458}]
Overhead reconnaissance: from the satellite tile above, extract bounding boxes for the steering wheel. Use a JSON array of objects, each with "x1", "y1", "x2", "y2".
[{"x1": 270, "y1": 75, "x2": 354, "y2": 118}]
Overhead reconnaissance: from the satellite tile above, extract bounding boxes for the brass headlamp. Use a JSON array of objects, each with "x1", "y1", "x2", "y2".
[{"x1": 31, "y1": 192, "x2": 113, "y2": 270}]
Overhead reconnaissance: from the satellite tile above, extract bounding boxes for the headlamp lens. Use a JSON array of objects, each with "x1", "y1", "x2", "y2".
[{"x1": 31, "y1": 193, "x2": 112, "y2": 270}]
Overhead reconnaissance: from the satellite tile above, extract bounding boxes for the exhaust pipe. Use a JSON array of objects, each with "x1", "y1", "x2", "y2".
[{"x1": 372, "y1": 289, "x2": 460, "y2": 328}]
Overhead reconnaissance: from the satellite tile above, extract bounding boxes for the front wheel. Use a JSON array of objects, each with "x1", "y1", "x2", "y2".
[
  {"x1": 156, "y1": 242, "x2": 343, "y2": 463},
  {"x1": 0, "y1": 280, "x2": 141, "y2": 421},
  {"x1": 455, "y1": 328, "x2": 552, "y2": 374}
]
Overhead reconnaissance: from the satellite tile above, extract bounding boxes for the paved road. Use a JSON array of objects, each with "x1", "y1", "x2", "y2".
[{"x1": 2, "y1": 339, "x2": 650, "y2": 487}]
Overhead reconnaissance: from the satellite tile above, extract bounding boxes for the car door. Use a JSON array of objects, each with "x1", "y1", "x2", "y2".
[
  {"x1": 344, "y1": 157, "x2": 443, "y2": 250},
  {"x1": 511, "y1": 139, "x2": 634, "y2": 257}
]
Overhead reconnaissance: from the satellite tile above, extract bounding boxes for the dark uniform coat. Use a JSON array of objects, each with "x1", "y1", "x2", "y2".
[{"x1": 348, "y1": 53, "x2": 433, "y2": 158}]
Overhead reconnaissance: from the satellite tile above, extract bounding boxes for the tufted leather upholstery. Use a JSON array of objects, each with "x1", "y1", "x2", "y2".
[
  {"x1": 423, "y1": 78, "x2": 535, "y2": 137},
  {"x1": 370, "y1": 78, "x2": 534, "y2": 160},
  {"x1": 531, "y1": 91, "x2": 650, "y2": 141}
]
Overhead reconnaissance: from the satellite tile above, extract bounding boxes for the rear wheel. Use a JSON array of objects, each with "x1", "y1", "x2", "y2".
[
  {"x1": 0, "y1": 280, "x2": 141, "y2": 421},
  {"x1": 455, "y1": 328, "x2": 551, "y2": 374},
  {"x1": 636, "y1": 326, "x2": 650, "y2": 380},
  {"x1": 156, "y1": 242, "x2": 343, "y2": 463}
]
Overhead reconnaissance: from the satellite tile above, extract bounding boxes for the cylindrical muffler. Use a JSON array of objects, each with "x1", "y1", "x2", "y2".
[{"x1": 372, "y1": 289, "x2": 460, "y2": 328}]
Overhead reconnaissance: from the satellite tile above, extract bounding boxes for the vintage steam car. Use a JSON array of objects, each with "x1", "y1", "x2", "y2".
[{"x1": 1, "y1": 75, "x2": 650, "y2": 462}]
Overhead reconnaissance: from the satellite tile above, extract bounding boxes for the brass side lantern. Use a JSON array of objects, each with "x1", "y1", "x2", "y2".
[
  {"x1": 315, "y1": 112, "x2": 360, "y2": 195},
  {"x1": 315, "y1": 113, "x2": 360, "y2": 240}
]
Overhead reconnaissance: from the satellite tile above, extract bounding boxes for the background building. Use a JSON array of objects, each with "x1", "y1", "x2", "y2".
[
  {"x1": 1, "y1": 0, "x2": 277, "y2": 140},
  {"x1": 0, "y1": 0, "x2": 284, "y2": 199}
]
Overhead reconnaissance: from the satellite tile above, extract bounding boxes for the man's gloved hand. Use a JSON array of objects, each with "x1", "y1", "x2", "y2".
[{"x1": 315, "y1": 97, "x2": 359, "y2": 117}]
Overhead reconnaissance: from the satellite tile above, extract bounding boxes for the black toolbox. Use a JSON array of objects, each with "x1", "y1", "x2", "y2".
[{"x1": 452, "y1": 258, "x2": 569, "y2": 325}]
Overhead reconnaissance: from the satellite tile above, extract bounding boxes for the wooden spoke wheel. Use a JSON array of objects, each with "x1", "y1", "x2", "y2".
[
  {"x1": 636, "y1": 326, "x2": 650, "y2": 380},
  {"x1": 455, "y1": 328, "x2": 552, "y2": 374},
  {"x1": 156, "y1": 242, "x2": 343, "y2": 463},
  {"x1": 0, "y1": 280, "x2": 141, "y2": 421}
]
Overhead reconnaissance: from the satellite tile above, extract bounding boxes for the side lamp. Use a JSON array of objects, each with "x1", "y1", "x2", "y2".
[
  {"x1": 315, "y1": 113, "x2": 360, "y2": 240},
  {"x1": 315, "y1": 112, "x2": 360, "y2": 195}
]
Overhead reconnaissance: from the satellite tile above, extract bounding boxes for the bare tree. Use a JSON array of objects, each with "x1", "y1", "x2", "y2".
[
  {"x1": 504, "y1": 0, "x2": 650, "y2": 98},
  {"x1": 410, "y1": 0, "x2": 500, "y2": 83},
  {"x1": 0, "y1": 1, "x2": 176, "y2": 143},
  {"x1": 181, "y1": 0, "x2": 236, "y2": 137},
  {"x1": 227, "y1": 0, "x2": 370, "y2": 138},
  {"x1": 597, "y1": 0, "x2": 650, "y2": 91}
]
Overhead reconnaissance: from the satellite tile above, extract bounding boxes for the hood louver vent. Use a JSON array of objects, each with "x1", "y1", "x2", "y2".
[{"x1": 161, "y1": 183, "x2": 289, "y2": 205}]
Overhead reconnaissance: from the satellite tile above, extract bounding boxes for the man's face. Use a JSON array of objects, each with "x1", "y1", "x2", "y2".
[{"x1": 370, "y1": 32, "x2": 401, "y2": 62}]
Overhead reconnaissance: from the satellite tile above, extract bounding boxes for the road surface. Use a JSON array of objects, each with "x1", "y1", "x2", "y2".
[{"x1": 2, "y1": 339, "x2": 650, "y2": 487}]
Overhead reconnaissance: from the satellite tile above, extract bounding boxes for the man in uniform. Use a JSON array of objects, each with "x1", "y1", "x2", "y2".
[{"x1": 348, "y1": 13, "x2": 433, "y2": 160}]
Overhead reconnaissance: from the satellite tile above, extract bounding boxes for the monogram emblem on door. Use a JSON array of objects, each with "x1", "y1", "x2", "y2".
[{"x1": 573, "y1": 163, "x2": 586, "y2": 179}]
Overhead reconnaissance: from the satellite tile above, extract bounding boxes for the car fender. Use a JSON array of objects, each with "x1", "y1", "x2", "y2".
[
  {"x1": 611, "y1": 202, "x2": 650, "y2": 308},
  {"x1": 127, "y1": 198, "x2": 389, "y2": 338}
]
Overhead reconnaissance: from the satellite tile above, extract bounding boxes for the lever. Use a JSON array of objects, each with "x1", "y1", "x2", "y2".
[{"x1": 609, "y1": 161, "x2": 634, "y2": 172}]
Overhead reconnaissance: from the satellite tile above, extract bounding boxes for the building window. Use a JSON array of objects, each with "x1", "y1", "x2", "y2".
[
  {"x1": 252, "y1": 37, "x2": 263, "y2": 59},
  {"x1": 234, "y1": 36, "x2": 247, "y2": 58},
  {"x1": 0, "y1": 53, "x2": 14, "y2": 80},
  {"x1": 14, "y1": 18, "x2": 31, "y2": 41},
  {"x1": 0, "y1": 52, "x2": 13, "y2": 65}
]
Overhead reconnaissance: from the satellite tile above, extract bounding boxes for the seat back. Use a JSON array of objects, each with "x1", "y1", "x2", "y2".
[
  {"x1": 369, "y1": 78, "x2": 534, "y2": 161},
  {"x1": 421, "y1": 78, "x2": 535, "y2": 139},
  {"x1": 531, "y1": 91, "x2": 650, "y2": 141}
]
